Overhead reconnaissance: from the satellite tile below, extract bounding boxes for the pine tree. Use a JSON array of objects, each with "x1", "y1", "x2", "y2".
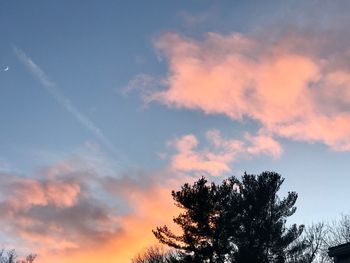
[{"x1": 153, "y1": 171, "x2": 304, "y2": 263}]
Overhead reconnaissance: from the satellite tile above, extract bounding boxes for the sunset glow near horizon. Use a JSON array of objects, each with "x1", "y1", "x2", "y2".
[{"x1": 1, "y1": 1, "x2": 350, "y2": 262}]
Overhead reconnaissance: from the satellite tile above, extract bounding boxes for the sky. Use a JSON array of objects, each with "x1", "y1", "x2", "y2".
[{"x1": 1, "y1": 0, "x2": 350, "y2": 262}]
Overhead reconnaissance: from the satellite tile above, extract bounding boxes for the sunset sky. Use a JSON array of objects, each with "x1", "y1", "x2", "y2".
[{"x1": 1, "y1": 1, "x2": 350, "y2": 262}]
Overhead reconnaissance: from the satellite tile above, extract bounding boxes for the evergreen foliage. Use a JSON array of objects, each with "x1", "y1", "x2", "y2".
[{"x1": 153, "y1": 171, "x2": 304, "y2": 263}]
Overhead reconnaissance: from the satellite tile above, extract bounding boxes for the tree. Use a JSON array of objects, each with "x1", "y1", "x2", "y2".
[
  {"x1": 287, "y1": 222, "x2": 329, "y2": 263},
  {"x1": 288, "y1": 215, "x2": 350, "y2": 263},
  {"x1": 326, "y1": 214, "x2": 350, "y2": 246},
  {"x1": 316, "y1": 214, "x2": 350, "y2": 263},
  {"x1": 153, "y1": 171, "x2": 304, "y2": 263},
  {"x1": 0, "y1": 250, "x2": 36, "y2": 263},
  {"x1": 131, "y1": 246, "x2": 178, "y2": 263}
]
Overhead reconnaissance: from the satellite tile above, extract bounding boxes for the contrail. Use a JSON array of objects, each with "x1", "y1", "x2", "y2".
[{"x1": 14, "y1": 47, "x2": 127, "y2": 166}]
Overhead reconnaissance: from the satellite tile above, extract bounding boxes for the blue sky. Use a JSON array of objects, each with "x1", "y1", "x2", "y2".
[{"x1": 1, "y1": 1, "x2": 350, "y2": 262}]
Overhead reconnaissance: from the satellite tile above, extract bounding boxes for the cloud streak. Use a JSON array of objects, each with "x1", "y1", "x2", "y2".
[{"x1": 14, "y1": 48, "x2": 122, "y2": 159}]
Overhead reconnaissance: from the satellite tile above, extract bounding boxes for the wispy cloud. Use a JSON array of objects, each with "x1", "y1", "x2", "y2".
[{"x1": 14, "y1": 48, "x2": 126, "y2": 164}]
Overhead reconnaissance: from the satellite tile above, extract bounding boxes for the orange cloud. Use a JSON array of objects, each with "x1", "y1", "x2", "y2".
[
  {"x1": 2, "y1": 176, "x2": 80, "y2": 213},
  {"x1": 0, "y1": 153, "x2": 183, "y2": 263},
  {"x1": 171, "y1": 133, "x2": 232, "y2": 176},
  {"x1": 169, "y1": 129, "x2": 282, "y2": 176},
  {"x1": 34, "y1": 183, "x2": 179, "y2": 263},
  {"x1": 134, "y1": 31, "x2": 350, "y2": 151}
]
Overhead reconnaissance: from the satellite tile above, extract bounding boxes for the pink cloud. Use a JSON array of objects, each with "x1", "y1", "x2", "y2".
[
  {"x1": 36, "y1": 168, "x2": 184, "y2": 263},
  {"x1": 0, "y1": 160, "x2": 114, "y2": 259},
  {"x1": 2, "y1": 176, "x2": 80, "y2": 213},
  {"x1": 135, "y1": 31, "x2": 350, "y2": 151},
  {"x1": 169, "y1": 129, "x2": 282, "y2": 176},
  {"x1": 170, "y1": 134, "x2": 232, "y2": 176},
  {"x1": 0, "y1": 151, "x2": 184, "y2": 263},
  {"x1": 244, "y1": 133, "x2": 283, "y2": 158},
  {"x1": 45, "y1": 180, "x2": 81, "y2": 208}
]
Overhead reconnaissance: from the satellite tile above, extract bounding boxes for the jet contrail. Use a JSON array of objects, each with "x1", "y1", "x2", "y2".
[{"x1": 14, "y1": 47, "x2": 127, "y2": 166}]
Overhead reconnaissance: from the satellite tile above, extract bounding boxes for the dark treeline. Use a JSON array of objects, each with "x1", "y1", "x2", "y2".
[
  {"x1": 0, "y1": 250, "x2": 36, "y2": 263},
  {"x1": 132, "y1": 171, "x2": 350, "y2": 263}
]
